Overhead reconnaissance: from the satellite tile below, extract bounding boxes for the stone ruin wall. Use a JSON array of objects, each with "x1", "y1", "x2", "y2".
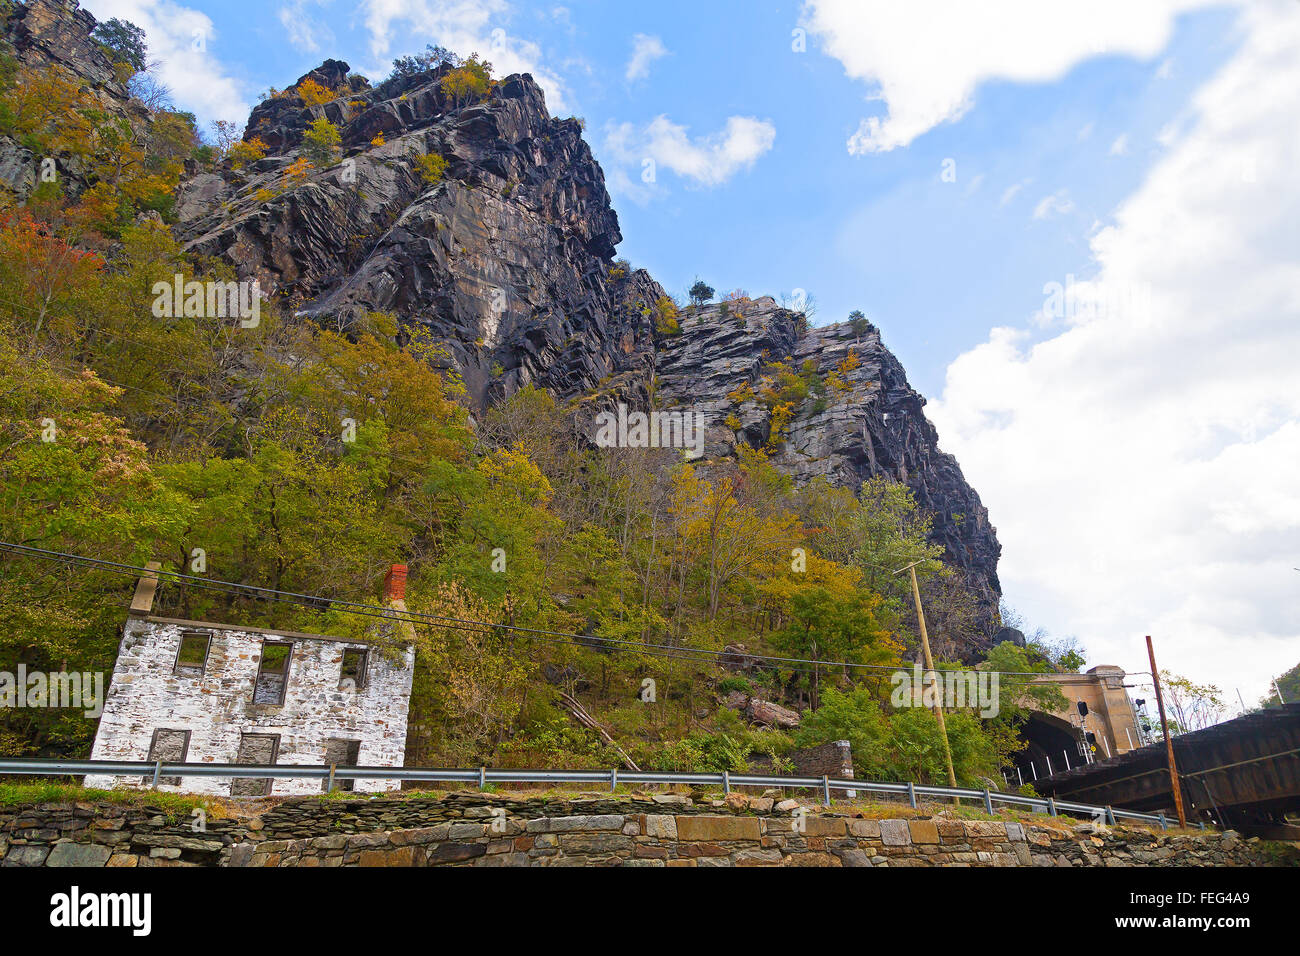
[{"x1": 85, "y1": 618, "x2": 414, "y2": 796}]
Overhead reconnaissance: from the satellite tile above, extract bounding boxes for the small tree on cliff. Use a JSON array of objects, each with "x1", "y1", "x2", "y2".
[
  {"x1": 689, "y1": 280, "x2": 714, "y2": 308},
  {"x1": 302, "y1": 116, "x2": 341, "y2": 166},
  {"x1": 441, "y1": 55, "x2": 493, "y2": 108},
  {"x1": 92, "y1": 18, "x2": 147, "y2": 74}
]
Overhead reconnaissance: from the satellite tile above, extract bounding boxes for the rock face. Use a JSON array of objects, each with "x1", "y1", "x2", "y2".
[
  {"x1": 176, "y1": 65, "x2": 656, "y2": 409},
  {"x1": 173, "y1": 58, "x2": 1003, "y2": 637},
  {"x1": 0, "y1": 0, "x2": 152, "y2": 200},
  {"x1": 655, "y1": 298, "x2": 1001, "y2": 627},
  {"x1": 0, "y1": 1, "x2": 1005, "y2": 649}
]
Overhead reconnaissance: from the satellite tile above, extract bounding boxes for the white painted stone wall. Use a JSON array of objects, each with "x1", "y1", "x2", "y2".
[{"x1": 86, "y1": 618, "x2": 414, "y2": 796}]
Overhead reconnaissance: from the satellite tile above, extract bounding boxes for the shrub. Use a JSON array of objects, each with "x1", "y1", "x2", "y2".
[
  {"x1": 227, "y1": 137, "x2": 267, "y2": 169},
  {"x1": 414, "y1": 152, "x2": 448, "y2": 185},
  {"x1": 718, "y1": 675, "x2": 754, "y2": 696},
  {"x1": 653, "y1": 295, "x2": 680, "y2": 335}
]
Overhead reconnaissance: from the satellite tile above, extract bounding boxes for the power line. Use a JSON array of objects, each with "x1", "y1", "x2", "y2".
[{"x1": 0, "y1": 540, "x2": 1082, "y2": 684}]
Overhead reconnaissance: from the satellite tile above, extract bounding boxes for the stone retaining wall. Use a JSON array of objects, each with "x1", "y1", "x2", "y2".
[{"x1": 2, "y1": 793, "x2": 1295, "y2": 867}]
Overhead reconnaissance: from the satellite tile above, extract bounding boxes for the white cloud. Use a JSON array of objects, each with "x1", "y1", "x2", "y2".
[
  {"x1": 357, "y1": 0, "x2": 569, "y2": 111},
  {"x1": 278, "y1": 0, "x2": 333, "y2": 54},
  {"x1": 1000, "y1": 180, "x2": 1028, "y2": 206},
  {"x1": 604, "y1": 115, "x2": 775, "y2": 188},
  {"x1": 1031, "y1": 189, "x2": 1074, "y2": 220},
  {"x1": 625, "y1": 33, "x2": 667, "y2": 82},
  {"x1": 82, "y1": 0, "x2": 249, "y2": 126},
  {"x1": 1109, "y1": 133, "x2": 1130, "y2": 155},
  {"x1": 800, "y1": 0, "x2": 1233, "y2": 153},
  {"x1": 929, "y1": 3, "x2": 1300, "y2": 702}
]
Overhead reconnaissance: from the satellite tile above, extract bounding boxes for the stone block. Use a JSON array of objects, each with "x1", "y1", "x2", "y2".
[
  {"x1": 733, "y1": 848, "x2": 783, "y2": 866},
  {"x1": 908, "y1": 820, "x2": 940, "y2": 844},
  {"x1": 427, "y1": 842, "x2": 486, "y2": 864},
  {"x1": 802, "y1": 817, "x2": 847, "y2": 837},
  {"x1": 46, "y1": 843, "x2": 112, "y2": 867},
  {"x1": 644, "y1": 815, "x2": 677, "y2": 839},
  {"x1": 675, "y1": 815, "x2": 760, "y2": 842},
  {"x1": 879, "y1": 820, "x2": 911, "y2": 846},
  {"x1": 847, "y1": 819, "x2": 881, "y2": 838},
  {"x1": 558, "y1": 832, "x2": 634, "y2": 855}
]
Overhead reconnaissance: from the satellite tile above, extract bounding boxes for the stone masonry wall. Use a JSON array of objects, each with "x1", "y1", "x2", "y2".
[
  {"x1": 85, "y1": 617, "x2": 414, "y2": 796},
  {"x1": 3, "y1": 793, "x2": 1295, "y2": 868}
]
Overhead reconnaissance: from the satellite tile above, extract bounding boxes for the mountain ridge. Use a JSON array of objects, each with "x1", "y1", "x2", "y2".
[{"x1": 0, "y1": 0, "x2": 1003, "y2": 651}]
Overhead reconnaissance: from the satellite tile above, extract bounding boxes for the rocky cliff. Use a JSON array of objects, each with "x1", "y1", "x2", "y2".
[
  {"x1": 1, "y1": 1, "x2": 1003, "y2": 646},
  {"x1": 0, "y1": 0, "x2": 150, "y2": 201}
]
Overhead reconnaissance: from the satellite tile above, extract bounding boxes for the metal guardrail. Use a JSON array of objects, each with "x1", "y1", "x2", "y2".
[{"x1": 0, "y1": 757, "x2": 1199, "y2": 830}]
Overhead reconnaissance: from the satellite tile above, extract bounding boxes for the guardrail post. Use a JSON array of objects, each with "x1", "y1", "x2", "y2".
[
  {"x1": 1105, "y1": 806, "x2": 1116, "y2": 827},
  {"x1": 722, "y1": 770, "x2": 730, "y2": 795},
  {"x1": 327, "y1": 763, "x2": 336, "y2": 793},
  {"x1": 821, "y1": 775, "x2": 831, "y2": 807},
  {"x1": 1199, "y1": 821, "x2": 1206, "y2": 831},
  {"x1": 151, "y1": 760, "x2": 162, "y2": 789},
  {"x1": 478, "y1": 766, "x2": 486, "y2": 791},
  {"x1": 611, "y1": 768, "x2": 618, "y2": 793},
  {"x1": 1047, "y1": 797, "x2": 1057, "y2": 817},
  {"x1": 907, "y1": 781, "x2": 917, "y2": 809},
  {"x1": 982, "y1": 788, "x2": 993, "y2": 814},
  {"x1": 1158, "y1": 812, "x2": 1167, "y2": 830}
]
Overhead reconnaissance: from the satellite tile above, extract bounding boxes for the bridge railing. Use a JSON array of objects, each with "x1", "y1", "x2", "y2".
[{"x1": 0, "y1": 757, "x2": 1198, "y2": 830}]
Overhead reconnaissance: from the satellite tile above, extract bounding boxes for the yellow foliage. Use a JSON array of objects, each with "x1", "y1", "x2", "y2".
[
  {"x1": 282, "y1": 157, "x2": 313, "y2": 189},
  {"x1": 767, "y1": 401, "x2": 795, "y2": 449},
  {"x1": 228, "y1": 137, "x2": 268, "y2": 169},
  {"x1": 414, "y1": 152, "x2": 448, "y2": 185},
  {"x1": 296, "y1": 77, "x2": 336, "y2": 106}
]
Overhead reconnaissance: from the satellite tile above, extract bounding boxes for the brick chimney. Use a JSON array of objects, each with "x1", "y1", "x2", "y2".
[{"x1": 383, "y1": 564, "x2": 408, "y2": 604}]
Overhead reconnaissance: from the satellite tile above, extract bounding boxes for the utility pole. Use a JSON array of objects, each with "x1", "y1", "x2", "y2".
[
  {"x1": 895, "y1": 560, "x2": 957, "y2": 789},
  {"x1": 1145, "y1": 636, "x2": 1187, "y2": 829}
]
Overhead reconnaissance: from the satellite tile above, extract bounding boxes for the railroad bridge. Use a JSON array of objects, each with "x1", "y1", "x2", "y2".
[{"x1": 1032, "y1": 703, "x2": 1300, "y2": 835}]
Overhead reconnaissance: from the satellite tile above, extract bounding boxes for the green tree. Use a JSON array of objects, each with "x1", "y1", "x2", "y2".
[
  {"x1": 770, "y1": 585, "x2": 894, "y2": 710},
  {"x1": 301, "y1": 116, "x2": 340, "y2": 166},
  {"x1": 91, "y1": 18, "x2": 147, "y2": 73},
  {"x1": 0, "y1": 337, "x2": 190, "y2": 754}
]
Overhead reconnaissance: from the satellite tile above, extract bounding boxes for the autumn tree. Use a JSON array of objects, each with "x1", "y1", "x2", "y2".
[
  {"x1": 301, "y1": 116, "x2": 340, "y2": 166},
  {"x1": 441, "y1": 55, "x2": 493, "y2": 107}
]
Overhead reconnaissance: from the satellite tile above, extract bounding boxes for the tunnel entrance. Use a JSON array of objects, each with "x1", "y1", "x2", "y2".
[{"x1": 1008, "y1": 712, "x2": 1086, "y2": 787}]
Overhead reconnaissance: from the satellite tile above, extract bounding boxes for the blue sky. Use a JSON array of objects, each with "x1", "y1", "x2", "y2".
[
  {"x1": 88, "y1": 0, "x2": 1238, "y2": 395},
  {"x1": 83, "y1": 0, "x2": 1300, "y2": 706}
]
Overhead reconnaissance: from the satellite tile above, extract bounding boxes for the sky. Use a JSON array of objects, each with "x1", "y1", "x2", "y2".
[{"x1": 79, "y1": 0, "x2": 1299, "y2": 708}]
